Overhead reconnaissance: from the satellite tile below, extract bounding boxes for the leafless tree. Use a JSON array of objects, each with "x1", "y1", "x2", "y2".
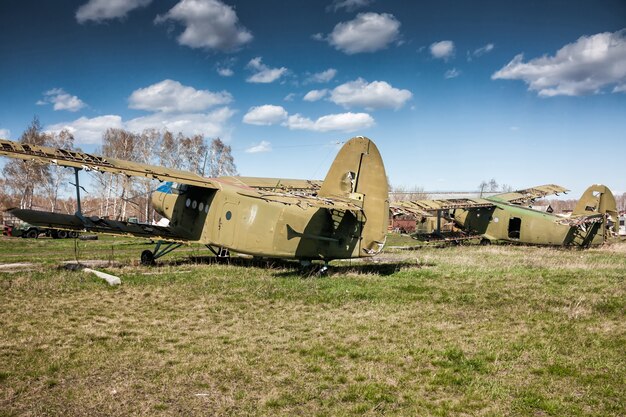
[
  {"x1": 180, "y1": 134, "x2": 207, "y2": 175},
  {"x1": 43, "y1": 129, "x2": 74, "y2": 212},
  {"x1": 158, "y1": 131, "x2": 183, "y2": 170},
  {"x1": 134, "y1": 129, "x2": 160, "y2": 222},
  {"x1": 389, "y1": 185, "x2": 429, "y2": 202},
  {"x1": 2, "y1": 117, "x2": 50, "y2": 209},
  {"x1": 207, "y1": 138, "x2": 237, "y2": 177},
  {"x1": 100, "y1": 128, "x2": 138, "y2": 220},
  {"x1": 478, "y1": 179, "x2": 512, "y2": 196}
]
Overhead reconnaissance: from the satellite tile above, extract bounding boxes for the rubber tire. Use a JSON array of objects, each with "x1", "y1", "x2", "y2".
[
  {"x1": 56, "y1": 230, "x2": 68, "y2": 239},
  {"x1": 480, "y1": 238, "x2": 491, "y2": 246},
  {"x1": 141, "y1": 250, "x2": 155, "y2": 266},
  {"x1": 25, "y1": 229, "x2": 38, "y2": 239},
  {"x1": 68, "y1": 231, "x2": 78, "y2": 238}
]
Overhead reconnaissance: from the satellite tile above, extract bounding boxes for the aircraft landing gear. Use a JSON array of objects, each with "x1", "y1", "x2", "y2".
[
  {"x1": 480, "y1": 238, "x2": 491, "y2": 246},
  {"x1": 140, "y1": 241, "x2": 183, "y2": 266},
  {"x1": 206, "y1": 245, "x2": 230, "y2": 259},
  {"x1": 299, "y1": 260, "x2": 330, "y2": 276}
]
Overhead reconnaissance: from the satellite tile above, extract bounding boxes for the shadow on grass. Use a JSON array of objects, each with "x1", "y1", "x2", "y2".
[{"x1": 158, "y1": 255, "x2": 433, "y2": 277}]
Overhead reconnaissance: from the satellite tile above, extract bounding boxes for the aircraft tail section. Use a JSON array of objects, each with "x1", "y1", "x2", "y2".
[
  {"x1": 569, "y1": 184, "x2": 619, "y2": 242},
  {"x1": 318, "y1": 136, "x2": 389, "y2": 256},
  {"x1": 572, "y1": 184, "x2": 618, "y2": 221}
]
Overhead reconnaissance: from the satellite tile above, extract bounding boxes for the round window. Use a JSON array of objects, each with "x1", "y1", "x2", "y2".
[
  {"x1": 225, "y1": 211, "x2": 232, "y2": 220},
  {"x1": 185, "y1": 198, "x2": 191, "y2": 208},
  {"x1": 192, "y1": 200, "x2": 198, "y2": 209},
  {"x1": 199, "y1": 202, "x2": 204, "y2": 212},
  {"x1": 204, "y1": 205, "x2": 209, "y2": 213}
]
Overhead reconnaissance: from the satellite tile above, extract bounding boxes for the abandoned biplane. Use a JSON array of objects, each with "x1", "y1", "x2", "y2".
[
  {"x1": 0, "y1": 136, "x2": 389, "y2": 265},
  {"x1": 391, "y1": 184, "x2": 619, "y2": 247}
]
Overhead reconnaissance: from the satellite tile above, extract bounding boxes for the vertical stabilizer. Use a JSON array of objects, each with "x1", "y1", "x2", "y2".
[
  {"x1": 319, "y1": 137, "x2": 389, "y2": 256},
  {"x1": 572, "y1": 184, "x2": 619, "y2": 235}
]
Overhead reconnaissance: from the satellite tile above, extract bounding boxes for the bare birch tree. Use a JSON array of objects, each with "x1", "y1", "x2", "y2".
[
  {"x1": 2, "y1": 117, "x2": 50, "y2": 209},
  {"x1": 43, "y1": 129, "x2": 74, "y2": 212},
  {"x1": 207, "y1": 138, "x2": 237, "y2": 177}
]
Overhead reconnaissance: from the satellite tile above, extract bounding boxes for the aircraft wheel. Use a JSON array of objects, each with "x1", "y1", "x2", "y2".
[
  {"x1": 480, "y1": 238, "x2": 491, "y2": 246},
  {"x1": 26, "y1": 229, "x2": 39, "y2": 239},
  {"x1": 57, "y1": 230, "x2": 68, "y2": 239},
  {"x1": 140, "y1": 250, "x2": 155, "y2": 266},
  {"x1": 68, "y1": 231, "x2": 78, "y2": 238}
]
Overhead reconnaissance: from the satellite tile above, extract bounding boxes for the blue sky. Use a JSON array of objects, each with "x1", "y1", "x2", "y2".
[{"x1": 1, "y1": 0, "x2": 625, "y2": 196}]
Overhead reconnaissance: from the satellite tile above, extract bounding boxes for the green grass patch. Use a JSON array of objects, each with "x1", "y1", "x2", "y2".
[{"x1": 0, "y1": 235, "x2": 624, "y2": 416}]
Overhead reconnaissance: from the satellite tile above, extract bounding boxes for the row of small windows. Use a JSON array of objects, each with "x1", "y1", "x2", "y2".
[{"x1": 185, "y1": 198, "x2": 209, "y2": 213}]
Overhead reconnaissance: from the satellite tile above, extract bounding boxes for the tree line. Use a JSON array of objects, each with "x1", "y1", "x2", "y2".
[{"x1": 1, "y1": 117, "x2": 237, "y2": 223}]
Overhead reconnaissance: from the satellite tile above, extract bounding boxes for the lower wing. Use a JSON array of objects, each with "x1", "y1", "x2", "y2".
[{"x1": 8, "y1": 209, "x2": 191, "y2": 242}]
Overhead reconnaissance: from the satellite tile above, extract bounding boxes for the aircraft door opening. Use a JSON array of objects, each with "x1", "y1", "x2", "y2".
[{"x1": 508, "y1": 217, "x2": 521, "y2": 239}]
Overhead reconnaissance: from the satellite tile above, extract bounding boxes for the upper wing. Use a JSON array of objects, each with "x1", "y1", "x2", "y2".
[
  {"x1": 391, "y1": 198, "x2": 495, "y2": 218},
  {"x1": 489, "y1": 184, "x2": 569, "y2": 205},
  {"x1": 0, "y1": 139, "x2": 219, "y2": 189}
]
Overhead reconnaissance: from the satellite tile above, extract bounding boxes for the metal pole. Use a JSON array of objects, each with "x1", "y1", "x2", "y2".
[{"x1": 74, "y1": 168, "x2": 82, "y2": 216}]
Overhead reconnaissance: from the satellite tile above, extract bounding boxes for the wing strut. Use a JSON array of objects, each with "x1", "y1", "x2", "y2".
[{"x1": 71, "y1": 168, "x2": 83, "y2": 218}]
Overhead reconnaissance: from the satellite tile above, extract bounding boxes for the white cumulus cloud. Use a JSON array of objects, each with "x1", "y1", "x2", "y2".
[
  {"x1": 76, "y1": 0, "x2": 152, "y2": 23},
  {"x1": 329, "y1": 78, "x2": 412, "y2": 110},
  {"x1": 245, "y1": 140, "x2": 271, "y2": 153},
  {"x1": 285, "y1": 112, "x2": 374, "y2": 132},
  {"x1": 303, "y1": 89, "x2": 329, "y2": 102},
  {"x1": 430, "y1": 40, "x2": 455, "y2": 60},
  {"x1": 0, "y1": 128, "x2": 11, "y2": 139},
  {"x1": 128, "y1": 79, "x2": 232, "y2": 113},
  {"x1": 306, "y1": 68, "x2": 337, "y2": 83},
  {"x1": 492, "y1": 29, "x2": 626, "y2": 97},
  {"x1": 326, "y1": 12, "x2": 400, "y2": 54},
  {"x1": 125, "y1": 107, "x2": 235, "y2": 137},
  {"x1": 155, "y1": 0, "x2": 252, "y2": 52},
  {"x1": 46, "y1": 108, "x2": 234, "y2": 145},
  {"x1": 37, "y1": 88, "x2": 86, "y2": 112},
  {"x1": 46, "y1": 115, "x2": 123, "y2": 144},
  {"x1": 242, "y1": 105, "x2": 288, "y2": 125},
  {"x1": 246, "y1": 57, "x2": 288, "y2": 83}
]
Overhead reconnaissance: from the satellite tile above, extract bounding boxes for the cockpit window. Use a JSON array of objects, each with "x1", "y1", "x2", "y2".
[{"x1": 170, "y1": 183, "x2": 188, "y2": 194}]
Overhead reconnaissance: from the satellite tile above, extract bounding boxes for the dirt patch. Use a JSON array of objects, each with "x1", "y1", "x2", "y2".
[{"x1": 0, "y1": 262, "x2": 36, "y2": 273}]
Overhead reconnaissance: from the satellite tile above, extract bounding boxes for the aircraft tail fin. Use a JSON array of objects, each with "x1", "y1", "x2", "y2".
[
  {"x1": 318, "y1": 136, "x2": 389, "y2": 256},
  {"x1": 571, "y1": 184, "x2": 619, "y2": 234}
]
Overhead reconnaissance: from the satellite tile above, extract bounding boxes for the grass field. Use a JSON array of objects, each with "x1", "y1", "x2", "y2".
[{"x1": 0, "y1": 235, "x2": 624, "y2": 416}]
